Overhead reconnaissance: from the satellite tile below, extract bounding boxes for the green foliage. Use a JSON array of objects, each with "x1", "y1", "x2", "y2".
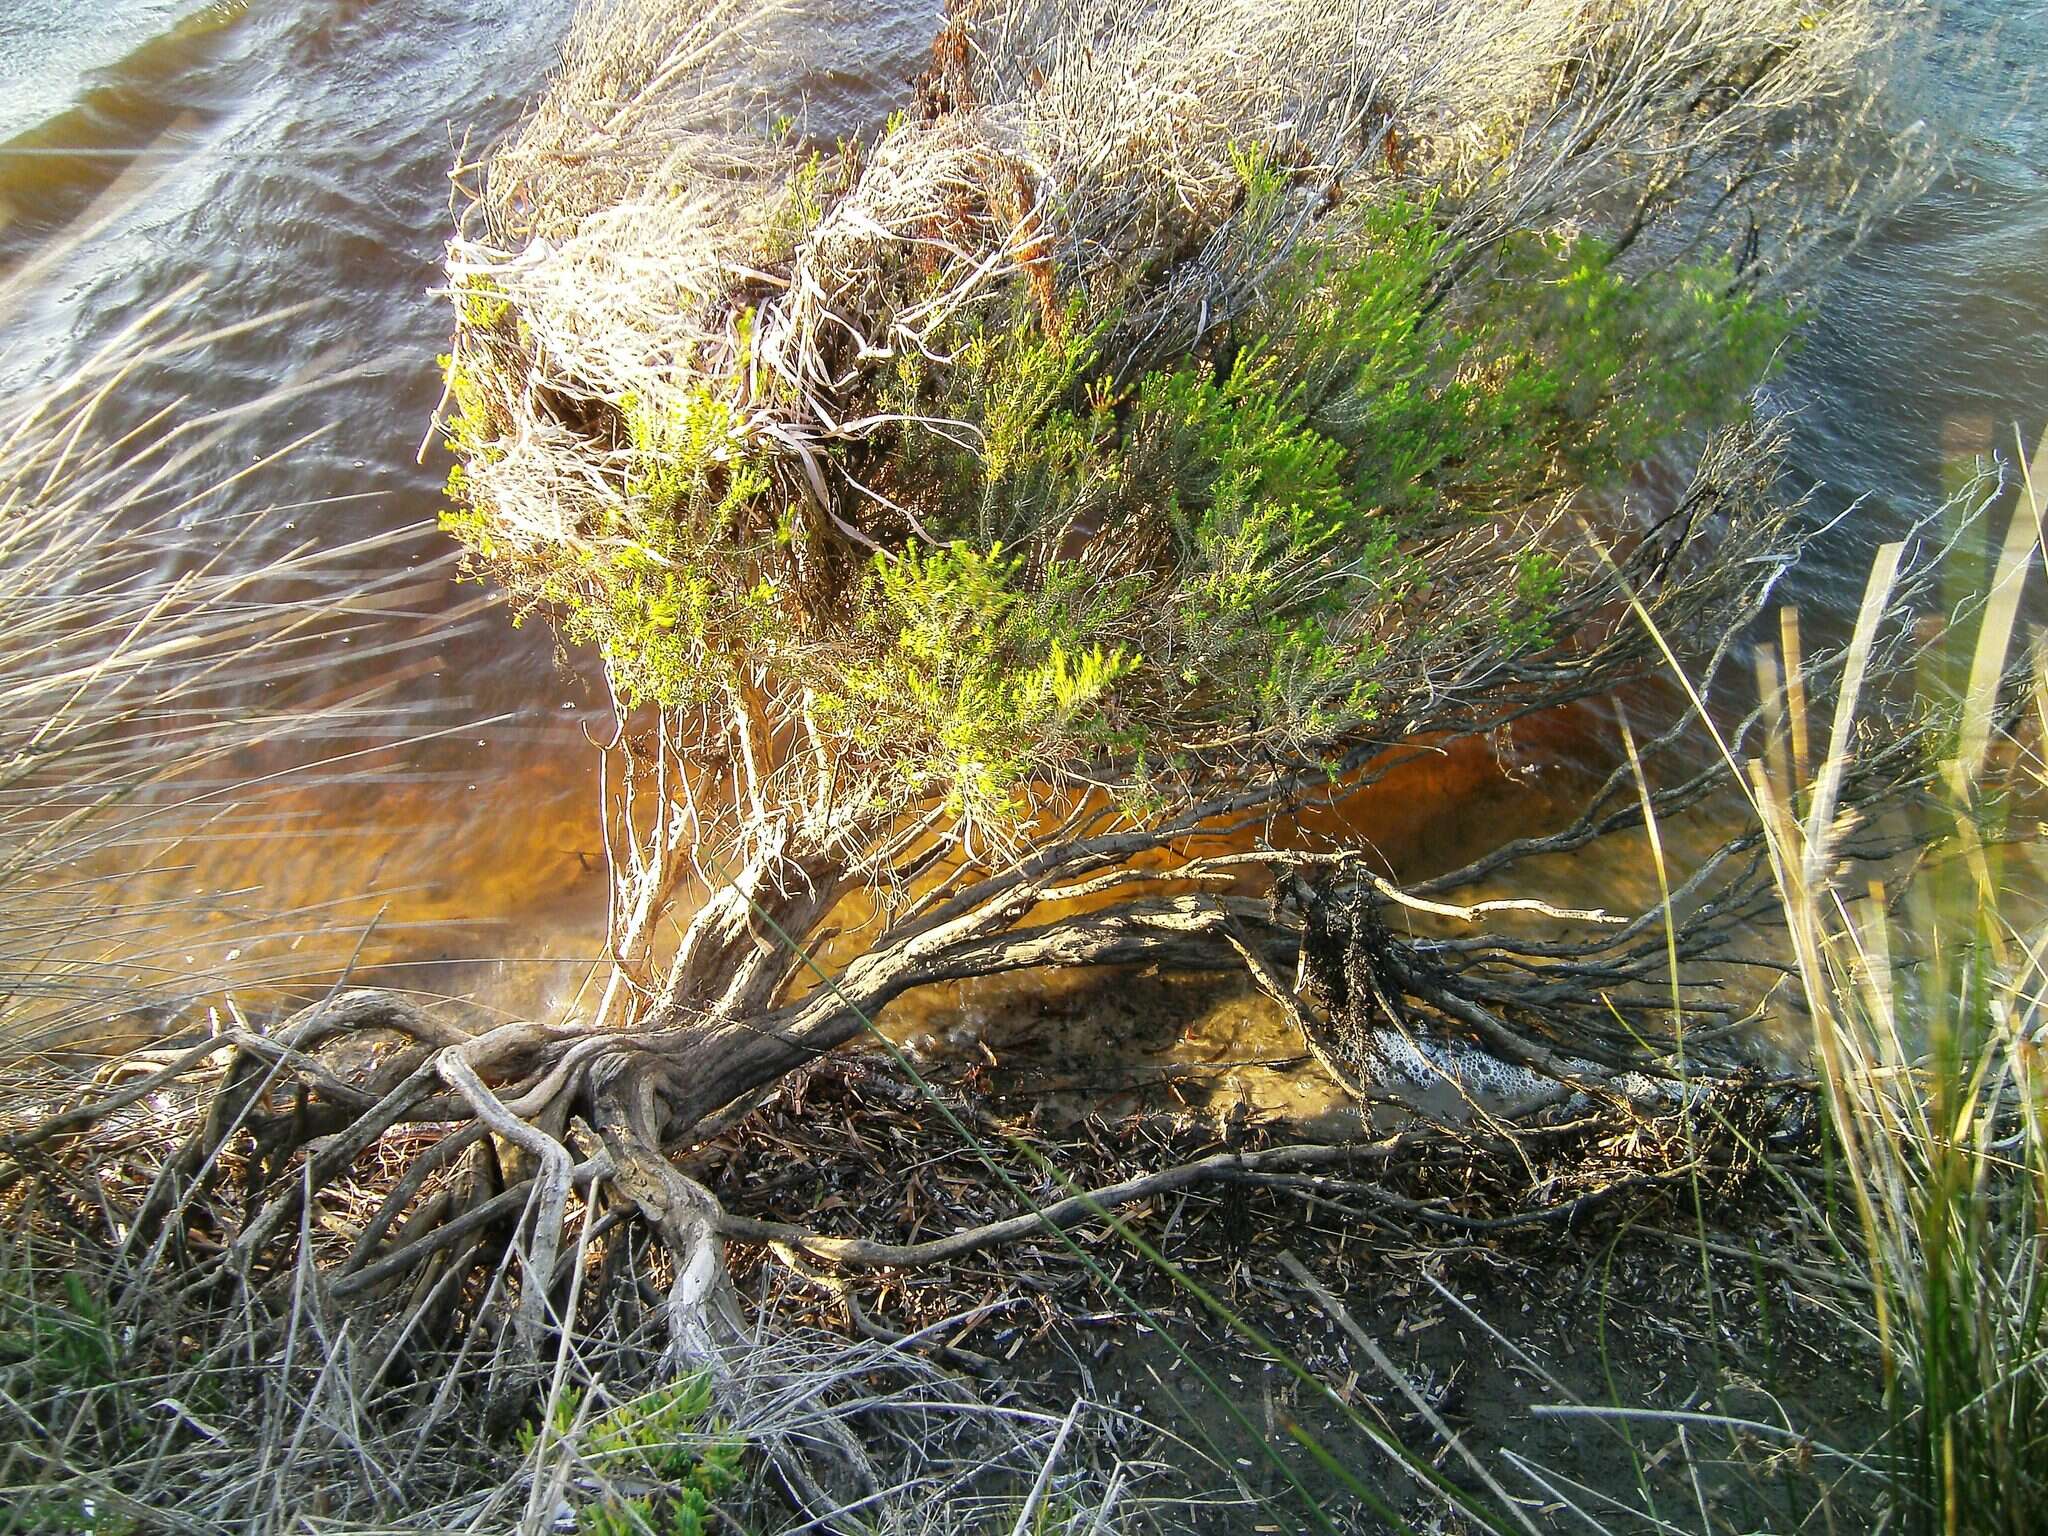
[
  {"x1": 758, "y1": 144, "x2": 859, "y2": 266},
  {"x1": 1463, "y1": 231, "x2": 1797, "y2": 486},
  {"x1": 1122, "y1": 351, "x2": 1401, "y2": 738},
  {"x1": 1252, "y1": 197, "x2": 1796, "y2": 513},
  {"x1": 1227, "y1": 140, "x2": 1291, "y2": 232},
  {"x1": 522, "y1": 1377, "x2": 745, "y2": 1536},
  {"x1": 439, "y1": 349, "x2": 500, "y2": 470},
  {"x1": 1496, "y1": 550, "x2": 1566, "y2": 650},
  {"x1": 1244, "y1": 197, "x2": 1467, "y2": 513},
  {"x1": 867, "y1": 290, "x2": 1119, "y2": 552},
  {"x1": 759, "y1": 151, "x2": 829, "y2": 266},
  {"x1": 821, "y1": 542, "x2": 1140, "y2": 824},
  {"x1": 852, "y1": 194, "x2": 1787, "y2": 764},
  {"x1": 443, "y1": 346, "x2": 785, "y2": 709},
  {"x1": 557, "y1": 381, "x2": 779, "y2": 708},
  {"x1": 442, "y1": 173, "x2": 1796, "y2": 826},
  {"x1": 0, "y1": 1265, "x2": 141, "y2": 1534},
  {"x1": 620, "y1": 385, "x2": 769, "y2": 531},
  {"x1": 964, "y1": 301, "x2": 1106, "y2": 504},
  {"x1": 0, "y1": 1269, "x2": 117, "y2": 1400}
]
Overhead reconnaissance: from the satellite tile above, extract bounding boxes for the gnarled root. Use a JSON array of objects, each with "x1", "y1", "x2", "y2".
[
  {"x1": 588, "y1": 1058, "x2": 883, "y2": 1511},
  {"x1": 1249, "y1": 865, "x2": 1770, "y2": 1113},
  {"x1": 78, "y1": 987, "x2": 881, "y2": 1510},
  {"x1": 590, "y1": 1059, "x2": 744, "y2": 1369},
  {"x1": 5, "y1": 799, "x2": 1807, "y2": 1508}
]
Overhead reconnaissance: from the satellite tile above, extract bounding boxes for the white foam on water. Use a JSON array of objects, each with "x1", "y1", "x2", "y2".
[{"x1": 0, "y1": 1, "x2": 195, "y2": 143}]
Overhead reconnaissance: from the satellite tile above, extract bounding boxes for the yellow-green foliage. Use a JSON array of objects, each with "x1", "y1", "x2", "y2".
[
  {"x1": 449, "y1": 339, "x2": 784, "y2": 709},
  {"x1": 520, "y1": 1377, "x2": 743, "y2": 1536},
  {"x1": 757, "y1": 148, "x2": 836, "y2": 266},
  {"x1": 818, "y1": 543, "x2": 1140, "y2": 824},
  {"x1": 457, "y1": 273, "x2": 511, "y2": 331},
  {"x1": 563, "y1": 381, "x2": 776, "y2": 707},
  {"x1": 441, "y1": 183, "x2": 1794, "y2": 826}
]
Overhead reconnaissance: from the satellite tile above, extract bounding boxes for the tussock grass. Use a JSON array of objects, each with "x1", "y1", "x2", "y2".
[
  {"x1": 1398, "y1": 435, "x2": 2048, "y2": 1535},
  {"x1": 1746, "y1": 435, "x2": 2048, "y2": 1535}
]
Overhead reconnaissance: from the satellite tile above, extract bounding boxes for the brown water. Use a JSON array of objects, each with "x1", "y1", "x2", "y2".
[
  {"x1": 0, "y1": 0, "x2": 942, "y2": 1036},
  {"x1": 1, "y1": 1, "x2": 2042, "y2": 1058}
]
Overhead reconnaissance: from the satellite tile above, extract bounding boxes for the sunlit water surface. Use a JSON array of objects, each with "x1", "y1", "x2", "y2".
[{"x1": 0, "y1": 2, "x2": 2039, "y2": 1096}]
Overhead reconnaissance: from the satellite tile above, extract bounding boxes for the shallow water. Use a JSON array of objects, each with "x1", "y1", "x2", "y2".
[
  {"x1": 0, "y1": 0, "x2": 943, "y2": 1033},
  {"x1": 1775, "y1": 3, "x2": 2048, "y2": 609},
  {"x1": 0, "y1": 1, "x2": 2041, "y2": 1055}
]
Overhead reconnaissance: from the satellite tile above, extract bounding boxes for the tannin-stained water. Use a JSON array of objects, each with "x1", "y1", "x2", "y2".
[
  {"x1": 1, "y1": 2, "x2": 2041, "y2": 1087},
  {"x1": 0, "y1": 0, "x2": 943, "y2": 1040}
]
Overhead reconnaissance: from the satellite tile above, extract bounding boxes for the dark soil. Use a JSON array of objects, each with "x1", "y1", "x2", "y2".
[{"x1": 702, "y1": 1042, "x2": 1890, "y2": 1534}]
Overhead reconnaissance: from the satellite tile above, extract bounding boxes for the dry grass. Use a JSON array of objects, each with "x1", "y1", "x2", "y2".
[
  {"x1": 0, "y1": 277, "x2": 486, "y2": 1057},
  {"x1": 441, "y1": 0, "x2": 1931, "y2": 571},
  {"x1": 1745, "y1": 435, "x2": 2048, "y2": 1535},
  {"x1": 1433, "y1": 432, "x2": 2048, "y2": 1535},
  {"x1": 0, "y1": 1016, "x2": 1823, "y2": 1534},
  {"x1": 0, "y1": 1042, "x2": 1194, "y2": 1531}
]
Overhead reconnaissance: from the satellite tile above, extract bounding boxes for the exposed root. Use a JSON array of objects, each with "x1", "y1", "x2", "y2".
[
  {"x1": 0, "y1": 959, "x2": 1838, "y2": 1532},
  {"x1": 717, "y1": 1134, "x2": 1450, "y2": 1269},
  {"x1": 593, "y1": 1069, "x2": 747, "y2": 1370}
]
